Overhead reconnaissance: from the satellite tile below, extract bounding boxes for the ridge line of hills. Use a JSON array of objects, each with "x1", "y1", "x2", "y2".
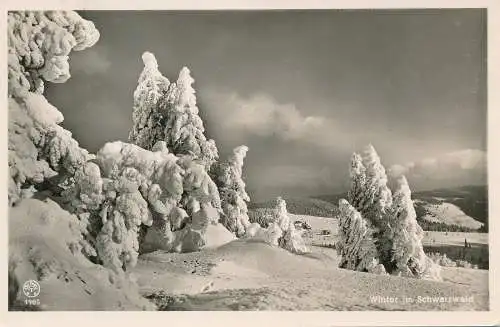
[{"x1": 249, "y1": 184, "x2": 488, "y2": 233}]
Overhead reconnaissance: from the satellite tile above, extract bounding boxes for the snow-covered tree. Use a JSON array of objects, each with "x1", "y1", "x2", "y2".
[
  {"x1": 129, "y1": 52, "x2": 218, "y2": 171},
  {"x1": 346, "y1": 144, "x2": 394, "y2": 271},
  {"x1": 336, "y1": 199, "x2": 385, "y2": 273},
  {"x1": 8, "y1": 11, "x2": 99, "y2": 205},
  {"x1": 65, "y1": 141, "x2": 222, "y2": 272},
  {"x1": 8, "y1": 11, "x2": 99, "y2": 98},
  {"x1": 347, "y1": 153, "x2": 366, "y2": 210},
  {"x1": 358, "y1": 144, "x2": 393, "y2": 225},
  {"x1": 128, "y1": 52, "x2": 171, "y2": 150},
  {"x1": 274, "y1": 196, "x2": 291, "y2": 231},
  {"x1": 390, "y1": 176, "x2": 441, "y2": 280},
  {"x1": 6, "y1": 12, "x2": 156, "y2": 308},
  {"x1": 344, "y1": 145, "x2": 440, "y2": 279},
  {"x1": 245, "y1": 197, "x2": 308, "y2": 254},
  {"x1": 281, "y1": 224, "x2": 309, "y2": 255},
  {"x1": 216, "y1": 145, "x2": 251, "y2": 236},
  {"x1": 163, "y1": 66, "x2": 219, "y2": 170},
  {"x1": 274, "y1": 197, "x2": 308, "y2": 254}
]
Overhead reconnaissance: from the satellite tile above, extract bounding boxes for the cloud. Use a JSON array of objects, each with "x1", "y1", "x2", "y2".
[
  {"x1": 388, "y1": 149, "x2": 487, "y2": 191},
  {"x1": 221, "y1": 93, "x2": 325, "y2": 140},
  {"x1": 201, "y1": 89, "x2": 351, "y2": 151},
  {"x1": 70, "y1": 47, "x2": 111, "y2": 75}
]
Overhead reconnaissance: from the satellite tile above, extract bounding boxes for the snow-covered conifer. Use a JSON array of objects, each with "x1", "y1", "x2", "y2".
[
  {"x1": 8, "y1": 11, "x2": 99, "y2": 98},
  {"x1": 128, "y1": 52, "x2": 171, "y2": 150},
  {"x1": 129, "y1": 53, "x2": 218, "y2": 171},
  {"x1": 274, "y1": 196, "x2": 291, "y2": 231},
  {"x1": 347, "y1": 153, "x2": 366, "y2": 210},
  {"x1": 336, "y1": 199, "x2": 384, "y2": 273},
  {"x1": 216, "y1": 145, "x2": 251, "y2": 236},
  {"x1": 359, "y1": 144, "x2": 393, "y2": 225},
  {"x1": 281, "y1": 224, "x2": 309, "y2": 254},
  {"x1": 390, "y1": 176, "x2": 441, "y2": 280},
  {"x1": 163, "y1": 67, "x2": 219, "y2": 169},
  {"x1": 247, "y1": 197, "x2": 308, "y2": 254},
  {"x1": 274, "y1": 197, "x2": 308, "y2": 253},
  {"x1": 8, "y1": 11, "x2": 99, "y2": 205},
  {"x1": 65, "y1": 141, "x2": 222, "y2": 272},
  {"x1": 346, "y1": 144, "x2": 394, "y2": 271}
]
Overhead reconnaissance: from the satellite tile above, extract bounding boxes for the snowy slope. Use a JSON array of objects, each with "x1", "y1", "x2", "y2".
[
  {"x1": 9, "y1": 198, "x2": 154, "y2": 311},
  {"x1": 140, "y1": 240, "x2": 488, "y2": 311},
  {"x1": 415, "y1": 199, "x2": 484, "y2": 230}
]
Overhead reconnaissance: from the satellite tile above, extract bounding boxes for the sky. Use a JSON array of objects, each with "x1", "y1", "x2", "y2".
[{"x1": 44, "y1": 9, "x2": 487, "y2": 201}]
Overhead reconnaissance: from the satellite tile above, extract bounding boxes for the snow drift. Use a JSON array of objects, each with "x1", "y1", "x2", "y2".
[{"x1": 9, "y1": 198, "x2": 154, "y2": 310}]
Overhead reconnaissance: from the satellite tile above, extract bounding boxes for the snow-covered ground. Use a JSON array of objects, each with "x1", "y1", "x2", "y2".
[
  {"x1": 423, "y1": 231, "x2": 488, "y2": 246},
  {"x1": 9, "y1": 198, "x2": 154, "y2": 311},
  {"x1": 135, "y1": 214, "x2": 488, "y2": 311},
  {"x1": 138, "y1": 240, "x2": 488, "y2": 311},
  {"x1": 9, "y1": 202, "x2": 488, "y2": 311}
]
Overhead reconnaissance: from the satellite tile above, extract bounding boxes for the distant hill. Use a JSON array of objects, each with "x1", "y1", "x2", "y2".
[
  {"x1": 412, "y1": 185, "x2": 488, "y2": 232},
  {"x1": 248, "y1": 197, "x2": 339, "y2": 218},
  {"x1": 254, "y1": 185, "x2": 488, "y2": 233}
]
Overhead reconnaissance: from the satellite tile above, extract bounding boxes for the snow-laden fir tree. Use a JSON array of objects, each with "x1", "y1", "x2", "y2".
[
  {"x1": 390, "y1": 176, "x2": 441, "y2": 280},
  {"x1": 358, "y1": 144, "x2": 393, "y2": 225},
  {"x1": 245, "y1": 197, "x2": 308, "y2": 254},
  {"x1": 274, "y1": 196, "x2": 291, "y2": 231},
  {"x1": 346, "y1": 153, "x2": 366, "y2": 210},
  {"x1": 128, "y1": 52, "x2": 171, "y2": 150},
  {"x1": 336, "y1": 199, "x2": 386, "y2": 273},
  {"x1": 280, "y1": 223, "x2": 309, "y2": 255},
  {"x1": 8, "y1": 12, "x2": 155, "y2": 309},
  {"x1": 347, "y1": 144, "x2": 395, "y2": 272},
  {"x1": 8, "y1": 11, "x2": 99, "y2": 205},
  {"x1": 8, "y1": 11, "x2": 100, "y2": 98},
  {"x1": 65, "y1": 141, "x2": 222, "y2": 272},
  {"x1": 275, "y1": 197, "x2": 308, "y2": 254},
  {"x1": 129, "y1": 52, "x2": 218, "y2": 171},
  {"x1": 216, "y1": 145, "x2": 251, "y2": 236}
]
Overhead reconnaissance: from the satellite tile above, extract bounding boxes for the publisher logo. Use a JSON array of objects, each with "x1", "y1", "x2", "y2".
[{"x1": 22, "y1": 280, "x2": 40, "y2": 298}]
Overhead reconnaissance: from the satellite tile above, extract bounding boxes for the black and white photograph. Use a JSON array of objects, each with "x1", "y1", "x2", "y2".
[{"x1": 5, "y1": 4, "x2": 495, "y2": 318}]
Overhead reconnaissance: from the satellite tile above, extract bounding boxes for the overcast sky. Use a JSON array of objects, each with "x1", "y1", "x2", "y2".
[{"x1": 45, "y1": 9, "x2": 487, "y2": 201}]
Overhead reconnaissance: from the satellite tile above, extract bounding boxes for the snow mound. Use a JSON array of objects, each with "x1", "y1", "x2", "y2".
[
  {"x1": 209, "y1": 260, "x2": 268, "y2": 278},
  {"x1": 204, "y1": 223, "x2": 237, "y2": 249},
  {"x1": 9, "y1": 198, "x2": 154, "y2": 311}
]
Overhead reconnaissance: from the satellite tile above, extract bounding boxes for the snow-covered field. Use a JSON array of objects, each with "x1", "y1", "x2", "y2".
[
  {"x1": 134, "y1": 214, "x2": 488, "y2": 311},
  {"x1": 138, "y1": 240, "x2": 488, "y2": 311},
  {"x1": 423, "y1": 231, "x2": 488, "y2": 246}
]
